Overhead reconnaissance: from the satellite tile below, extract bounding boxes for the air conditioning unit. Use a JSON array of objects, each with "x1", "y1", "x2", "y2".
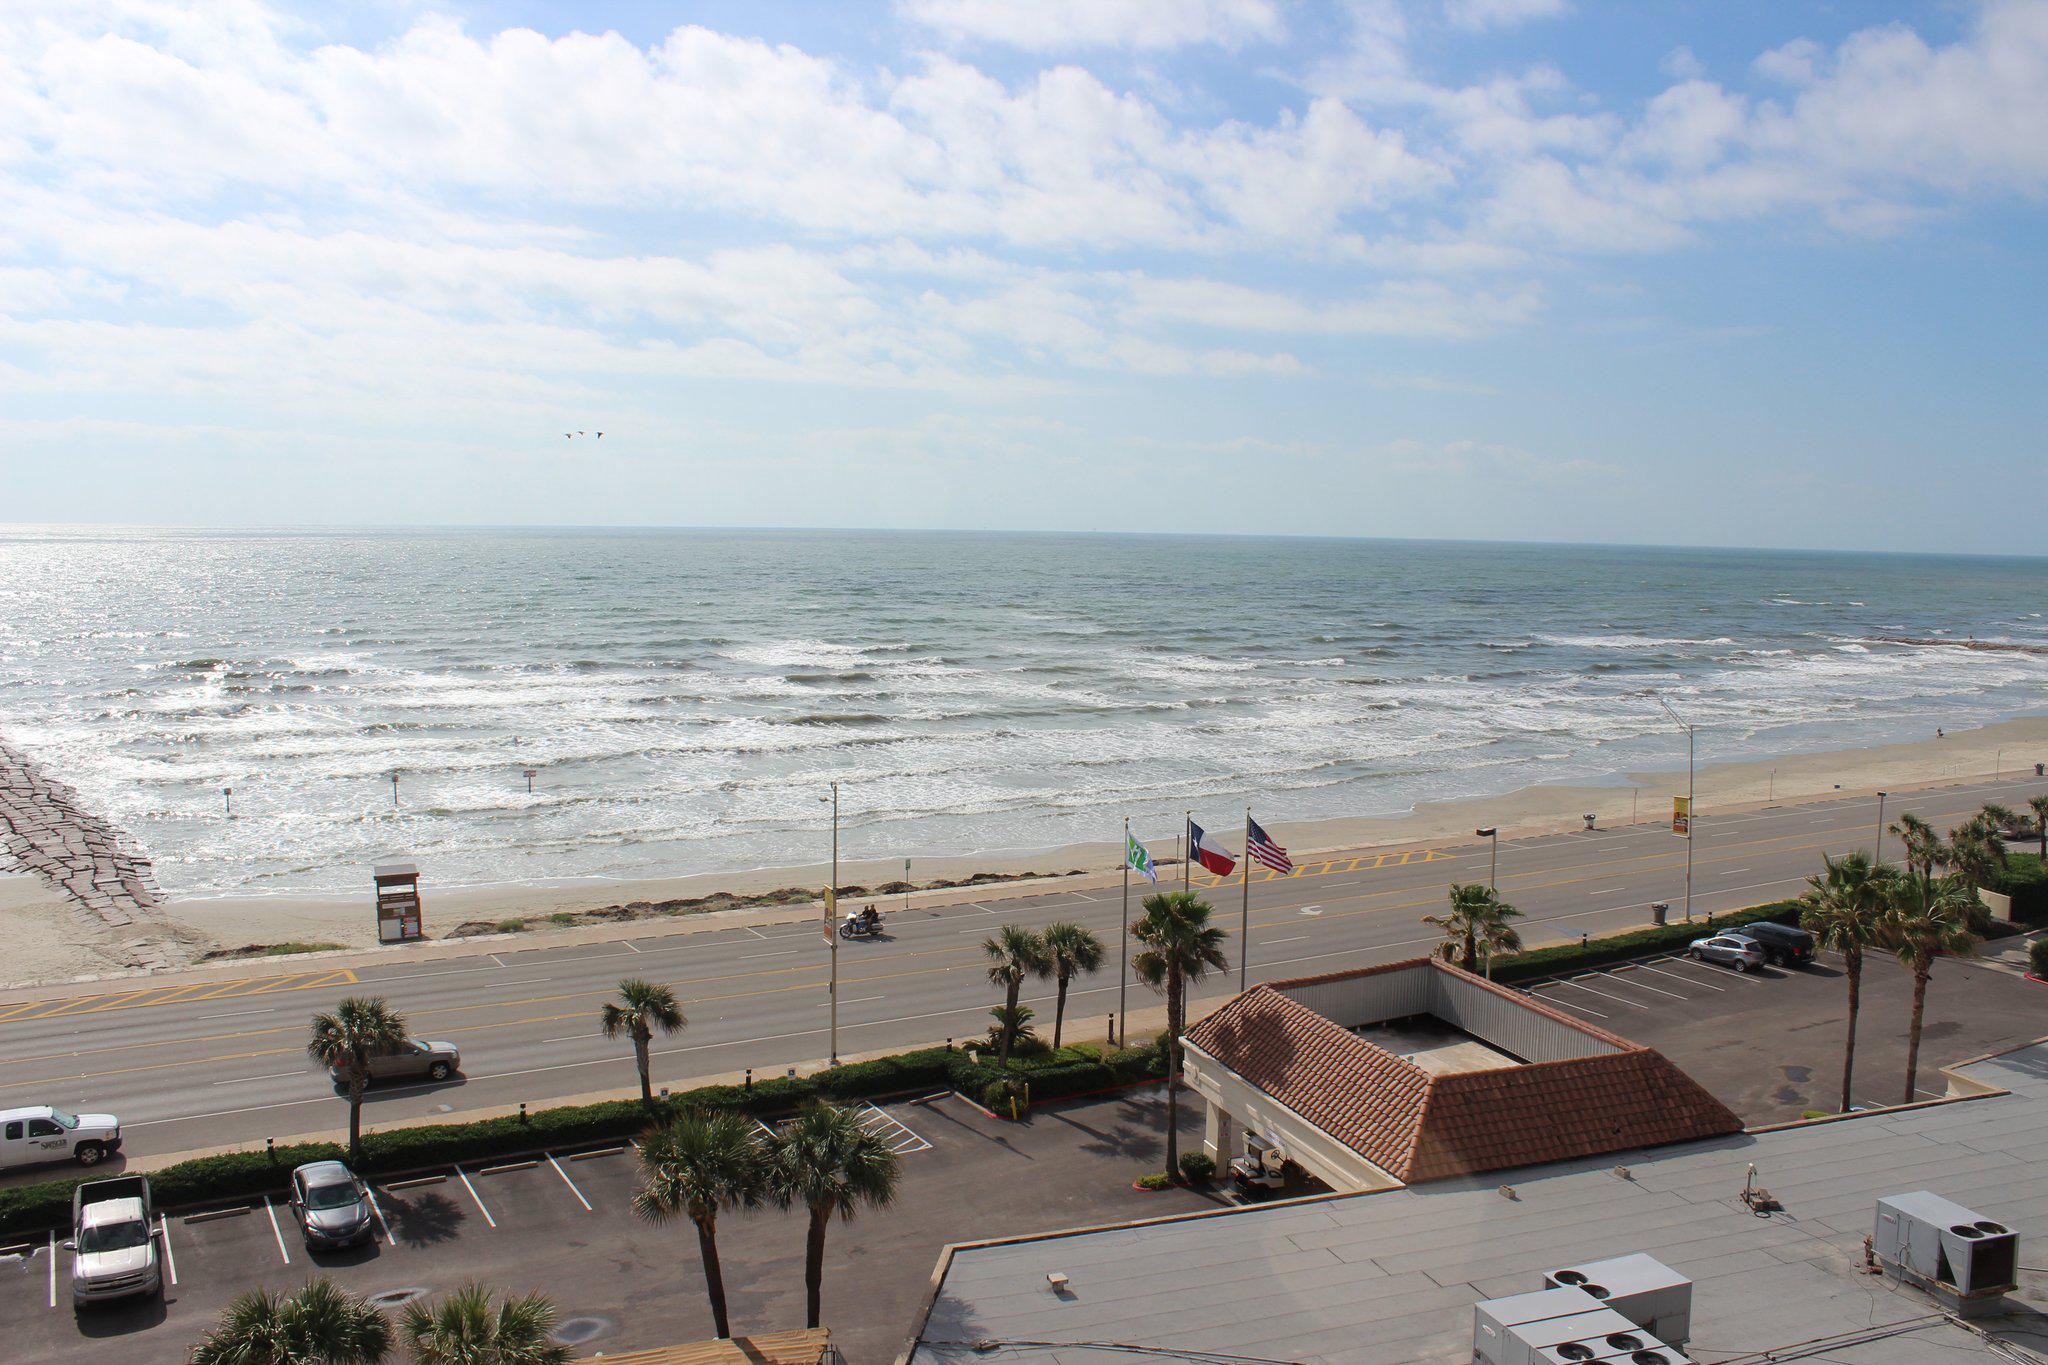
[
  {"x1": 1539, "y1": 1329, "x2": 1685, "y2": 1364},
  {"x1": 1543, "y1": 1253, "x2": 1693, "y2": 1345},
  {"x1": 1874, "y1": 1192, "x2": 2018, "y2": 1305},
  {"x1": 1472, "y1": 1289, "x2": 1602, "y2": 1365},
  {"x1": 1499, "y1": 1309, "x2": 1644, "y2": 1365}
]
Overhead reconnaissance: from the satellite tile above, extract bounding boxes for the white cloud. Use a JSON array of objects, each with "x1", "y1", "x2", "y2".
[
  {"x1": 1442, "y1": 0, "x2": 1570, "y2": 34},
  {"x1": 898, "y1": 0, "x2": 1285, "y2": 51},
  {"x1": 1380, "y1": 437, "x2": 1618, "y2": 482}
]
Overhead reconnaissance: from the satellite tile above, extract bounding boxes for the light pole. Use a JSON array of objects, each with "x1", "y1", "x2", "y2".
[
  {"x1": 819, "y1": 782, "x2": 839, "y2": 1065},
  {"x1": 390, "y1": 771, "x2": 400, "y2": 807},
  {"x1": 1874, "y1": 791, "x2": 1887, "y2": 864},
  {"x1": 1476, "y1": 827, "x2": 1498, "y2": 892},
  {"x1": 904, "y1": 858, "x2": 911, "y2": 914},
  {"x1": 223, "y1": 787, "x2": 233, "y2": 818},
  {"x1": 1656, "y1": 697, "x2": 1694, "y2": 923}
]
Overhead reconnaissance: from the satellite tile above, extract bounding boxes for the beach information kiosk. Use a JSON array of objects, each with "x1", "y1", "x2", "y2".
[{"x1": 374, "y1": 862, "x2": 424, "y2": 943}]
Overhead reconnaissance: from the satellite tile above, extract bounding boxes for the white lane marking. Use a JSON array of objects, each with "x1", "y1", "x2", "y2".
[
  {"x1": 970, "y1": 902, "x2": 998, "y2": 914},
  {"x1": 364, "y1": 1186, "x2": 396, "y2": 1245},
  {"x1": 742, "y1": 926, "x2": 768, "y2": 941},
  {"x1": 1720, "y1": 867, "x2": 1750, "y2": 875},
  {"x1": 156, "y1": 1213, "x2": 178, "y2": 1286},
  {"x1": 47, "y1": 1231, "x2": 55, "y2": 1308},
  {"x1": 196, "y1": 1007, "x2": 285, "y2": 1021},
  {"x1": 741, "y1": 949, "x2": 802, "y2": 959},
  {"x1": 211, "y1": 1069, "x2": 308, "y2": 1086},
  {"x1": 622, "y1": 940, "x2": 643, "y2": 953},
  {"x1": 1590, "y1": 886, "x2": 1628, "y2": 894},
  {"x1": 1558, "y1": 978, "x2": 1650, "y2": 1009},
  {"x1": 262, "y1": 1196, "x2": 291, "y2": 1264},
  {"x1": 1266, "y1": 935, "x2": 1309, "y2": 945},
  {"x1": 1598, "y1": 969, "x2": 1688, "y2": 1000},
  {"x1": 489, "y1": 954, "x2": 506, "y2": 968},
  {"x1": 454, "y1": 1166, "x2": 497, "y2": 1228},
  {"x1": 1298, "y1": 905, "x2": 1323, "y2": 916},
  {"x1": 547, "y1": 1153, "x2": 593, "y2": 1211},
  {"x1": 542, "y1": 1032, "x2": 596, "y2": 1044},
  {"x1": 1671, "y1": 954, "x2": 1771, "y2": 984},
  {"x1": 1637, "y1": 961, "x2": 1724, "y2": 991},
  {"x1": 819, "y1": 995, "x2": 883, "y2": 1007}
]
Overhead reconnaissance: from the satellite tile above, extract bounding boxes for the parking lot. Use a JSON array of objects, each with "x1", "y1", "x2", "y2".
[
  {"x1": 0, "y1": 1086, "x2": 1208, "y2": 1362},
  {"x1": 1521, "y1": 939, "x2": 2047, "y2": 1120}
]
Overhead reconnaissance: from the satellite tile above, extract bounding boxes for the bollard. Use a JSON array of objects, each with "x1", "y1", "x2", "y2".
[
  {"x1": 1580, "y1": 932, "x2": 1588, "y2": 947},
  {"x1": 945, "y1": 1038, "x2": 953, "y2": 1051},
  {"x1": 744, "y1": 1068, "x2": 753, "y2": 1092},
  {"x1": 265, "y1": 1137, "x2": 275, "y2": 1163},
  {"x1": 1108, "y1": 1013, "x2": 1116, "y2": 1045},
  {"x1": 518, "y1": 1102, "x2": 528, "y2": 1124}
]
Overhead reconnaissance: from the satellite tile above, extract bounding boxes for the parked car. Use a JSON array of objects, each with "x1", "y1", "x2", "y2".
[
  {"x1": 287, "y1": 1160, "x2": 376, "y2": 1250},
  {"x1": 1688, "y1": 934, "x2": 1768, "y2": 973},
  {"x1": 327, "y1": 1037, "x2": 461, "y2": 1086},
  {"x1": 68, "y1": 1175, "x2": 159, "y2": 1307},
  {"x1": 0, "y1": 1105, "x2": 122, "y2": 1170},
  {"x1": 1730, "y1": 921, "x2": 1816, "y2": 968}
]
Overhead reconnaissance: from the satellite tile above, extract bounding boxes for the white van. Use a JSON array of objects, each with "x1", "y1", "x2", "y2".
[{"x1": 0, "y1": 1105, "x2": 123, "y2": 1169}]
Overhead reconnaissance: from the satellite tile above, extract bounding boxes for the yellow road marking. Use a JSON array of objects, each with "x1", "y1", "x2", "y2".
[{"x1": 0, "y1": 969, "x2": 361, "y2": 1022}]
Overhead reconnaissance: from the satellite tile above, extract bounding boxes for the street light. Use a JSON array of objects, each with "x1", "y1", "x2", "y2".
[
  {"x1": 1655, "y1": 697, "x2": 1695, "y2": 923},
  {"x1": 1874, "y1": 791, "x2": 1887, "y2": 864},
  {"x1": 1475, "y1": 827, "x2": 1498, "y2": 892},
  {"x1": 819, "y1": 783, "x2": 839, "y2": 1065}
]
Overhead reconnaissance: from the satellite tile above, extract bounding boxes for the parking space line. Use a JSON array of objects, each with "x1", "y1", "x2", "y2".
[
  {"x1": 1527, "y1": 984, "x2": 1607, "y2": 1019},
  {"x1": 47, "y1": 1231, "x2": 55, "y2": 1308},
  {"x1": 622, "y1": 940, "x2": 643, "y2": 952},
  {"x1": 454, "y1": 1166, "x2": 498, "y2": 1228},
  {"x1": 262, "y1": 1196, "x2": 291, "y2": 1264},
  {"x1": 1637, "y1": 960, "x2": 1723, "y2": 991},
  {"x1": 1598, "y1": 969, "x2": 1688, "y2": 1000},
  {"x1": 1559, "y1": 977, "x2": 1650, "y2": 1008},
  {"x1": 1675, "y1": 955, "x2": 1771, "y2": 984},
  {"x1": 156, "y1": 1214, "x2": 178, "y2": 1286},
  {"x1": 363, "y1": 1186, "x2": 396, "y2": 1245},
  {"x1": 856, "y1": 1101, "x2": 933, "y2": 1154},
  {"x1": 547, "y1": 1153, "x2": 593, "y2": 1211}
]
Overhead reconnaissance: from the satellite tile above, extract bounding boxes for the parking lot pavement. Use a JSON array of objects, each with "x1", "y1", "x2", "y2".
[
  {"x1": 1523, "y1": 944, "x2": 2047, "y2": 1122},
  {"x1": 5, "y1": 1087, "x2": 1208, "y2": 1364}
]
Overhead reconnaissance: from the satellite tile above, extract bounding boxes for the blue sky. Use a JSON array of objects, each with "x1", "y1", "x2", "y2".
[{"x1": 1, "y1": 1, "x2": 2043, "y2": 552}]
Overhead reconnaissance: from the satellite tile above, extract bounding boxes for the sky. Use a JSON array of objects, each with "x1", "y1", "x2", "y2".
[{"x1": 0, "y1": 1, "x2": 2044, "y2": 553}]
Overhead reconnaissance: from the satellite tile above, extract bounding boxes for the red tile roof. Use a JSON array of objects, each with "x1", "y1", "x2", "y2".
[{"x1": 1182, "y1": 959, "x2": 1740, "y2": 1183}]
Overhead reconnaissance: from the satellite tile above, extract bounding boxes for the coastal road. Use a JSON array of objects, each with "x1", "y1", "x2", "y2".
[{"x1": 2, "y1": 774, "x2": 2042, "y2": 1164}]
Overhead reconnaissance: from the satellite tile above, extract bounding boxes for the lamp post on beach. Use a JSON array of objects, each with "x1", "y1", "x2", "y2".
[
  {"x1": 390, "y1": 771, "x2": 400, "y2": 807},
  {"x1": 1655, "y1": 697, "x2": 1695, "y2": 923},
  {"x1": 223, "y1": 787, "x2": 232, "y2": 818},
  {"x1": 1476, "y1": 827, "x2": 1498, "y2": 892},
  {"x1": 820, "y1": 782, "x2": 839, "y2": 1065}
]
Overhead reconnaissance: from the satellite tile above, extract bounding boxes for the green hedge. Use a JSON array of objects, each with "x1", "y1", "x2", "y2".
[
  {"x1": 1996, "y1": 852, "x2": 2048, "y2": 925},
  {"x1": 1489, "y1": 901, "x2": 1802, "y2": 983}
]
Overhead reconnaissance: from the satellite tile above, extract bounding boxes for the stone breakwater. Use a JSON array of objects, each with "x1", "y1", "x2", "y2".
[{"x1": 0, "y1": 737, "x2": 189, "y2": 970}]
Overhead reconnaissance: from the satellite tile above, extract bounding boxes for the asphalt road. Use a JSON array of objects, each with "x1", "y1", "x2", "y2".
[{"x1": 3, "y1": 774, "x2": 2041, "y2": 1163}]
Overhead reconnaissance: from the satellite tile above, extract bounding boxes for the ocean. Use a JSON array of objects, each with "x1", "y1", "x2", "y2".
[{"x1": 1, "y1": 527, "x2": 2043, "y2": 896}]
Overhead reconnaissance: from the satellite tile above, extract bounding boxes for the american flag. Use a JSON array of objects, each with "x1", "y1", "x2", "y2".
[{"x1": 1246, "y1": 816, "x2": 1293, "y2": 874}]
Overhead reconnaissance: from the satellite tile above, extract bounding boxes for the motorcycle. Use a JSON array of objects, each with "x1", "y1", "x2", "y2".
[{"x1": 838, "y1": 907, "x2": 883, "y2": 939}]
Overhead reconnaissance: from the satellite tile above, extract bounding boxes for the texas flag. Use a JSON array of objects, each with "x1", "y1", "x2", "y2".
[{"x1": 1188, "y1": 820, "x2": 1237, "y2": 877}]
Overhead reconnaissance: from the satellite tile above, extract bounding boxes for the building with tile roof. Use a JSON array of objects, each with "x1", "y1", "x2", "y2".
[{"x1": 1179, "y1": 957, "x2": 1741, "y2": 1190}]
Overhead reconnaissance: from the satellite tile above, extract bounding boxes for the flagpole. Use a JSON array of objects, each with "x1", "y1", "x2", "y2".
[
  {"x1": 1119, "y1": 816, "x2": 1130, "y2": 1047},
  {"x1": 1240, "y1": 807, "x2": 1251, "y2": 992},
  {"x1": 1183, "y1": 810, "x2": 1192, "y2": 891}
]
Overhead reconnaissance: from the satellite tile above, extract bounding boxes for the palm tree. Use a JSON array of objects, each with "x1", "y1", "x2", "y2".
[
  {"x1": 981, "y1": 925, "x2": 1051, "y2": 1068},
  {"x1": 766, "y1": 1101, "x2": 901, "y2": 1331},
  {"x1": 633, "y1": 1110, "x2": 766, "y2": 1339},
  {"x1": 1884, "y1": 871, "x2": 1979, "y2": 1106},
  {"x1": 1944, "y1": 817, "x2": 2006, "y2": 897},
  {"x1": 1888, "y1": 812, "x2": 1940, "y2": 876},
  {"x1": 191, "y1": 1278, "x2": 392, "y2": 1365},
  {"x1": 400, "y1": 1285, "x2": 568, "y2": 1365},
  {"x1": 1798, "y1": 851, "x2": 1895, "y2": 1113},
  {"x1": 2030, "y1": 794, "x2": 2048, "y2": 861},
  {"x1": 1131, "y1": 890, "x2": 1229, "y2": 1178},
  {"x1": 1041, "y1": 921, "x2": 1105, "y2": 1051},
  {"x1": 1421, "y1": 883, "x2": 1524, "y2": 974},
  {"x1": 307, "y1": 997, "x2": 408, "y2": 1162},
  {"x1": 601, "y1": 978, "x2": 687, "y2": 1110}
]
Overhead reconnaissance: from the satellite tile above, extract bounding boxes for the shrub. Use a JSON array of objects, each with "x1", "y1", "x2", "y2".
[
  {"x1": 1996, "y1": 853, "x2": 2048, "y2": 926},
  {"x1": 1134, "y1": 1172, "x2": 1176, "y2": 1191},
  {"x1": 982, "y1": 1077, "x2": 1030, "y2": 1115},
  {"x1": 1178, "y1": 1152, "x2": 1216, "y2": 1183},
  {"x1": 2029, "y1": 937, "x2": 2048, "y2": 980}
]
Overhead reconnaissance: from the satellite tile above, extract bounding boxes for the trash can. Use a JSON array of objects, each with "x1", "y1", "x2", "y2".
[
  {"x1": 2037, "y1": 762, "x2": 2044, "y2": 777},
  {"x1": 1652, "y1": 902, "x2": 1669, "y2": 927}
]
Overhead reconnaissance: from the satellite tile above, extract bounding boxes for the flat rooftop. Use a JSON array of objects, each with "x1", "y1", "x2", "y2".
[
  {"x1": 909, "y1": 1043, "x2": 2048, "y2": 1364},
  {"x1": 1352, "y1": 1017, "x2": 1522, "y2": 1076}
]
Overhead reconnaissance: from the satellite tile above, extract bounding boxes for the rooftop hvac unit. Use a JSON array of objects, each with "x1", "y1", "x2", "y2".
[
  {"x1": 1535, "y1": 1327, "x2": 1663, "y2": 1364},
  {"x1": 1543, "y1": 1253, "x2": 1693, "y2": 1345},
  {"x1": 1873, "y1": 1192, "x2": 2018, "y2": 1305},
  {"x1": 1472, "y1": 1289, "x2": 1603, "y2": 1365},
  {"x1": 1497, "y1": 1309, "x2": 1644, "y2": 1365},
  {"x1": 1588, "y1": 1344, "x2": 1693, "y2": 1365}
]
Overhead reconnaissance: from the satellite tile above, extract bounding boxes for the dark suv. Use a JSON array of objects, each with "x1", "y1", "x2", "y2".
[{"x1": 1731, "y1": 921, "x2": 1815, "y2": 968}]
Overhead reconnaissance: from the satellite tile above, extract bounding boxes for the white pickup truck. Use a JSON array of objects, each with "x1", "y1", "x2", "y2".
[
  {"x1": 0, "y1": 1105, "x2": 123, "y2": 1169},
  {"x1": 67, "y1": 1175, "x2": 161, "y2": 1308}
]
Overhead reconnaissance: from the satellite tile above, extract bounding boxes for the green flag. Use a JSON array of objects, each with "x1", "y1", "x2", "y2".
[{"x1": 1126, "y1": 831, "x2": 1158, "y2": 883}]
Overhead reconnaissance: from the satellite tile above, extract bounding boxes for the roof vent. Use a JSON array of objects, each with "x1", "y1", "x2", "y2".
[
  {"x1": 1553, "y1": 1270, "x2": 1587, "y2": 1286},
  {"x1": 1554, "y1": 1346, "x2": 1597, "y2": 1362},
  {"x1": 1604, "y1": 1333, "x2": 1645, "y2": 1351}
]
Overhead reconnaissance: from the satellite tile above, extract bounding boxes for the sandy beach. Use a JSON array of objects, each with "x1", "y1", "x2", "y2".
[{"x1": 99, "y1": 713, "x2": 2042, "y2": 983}]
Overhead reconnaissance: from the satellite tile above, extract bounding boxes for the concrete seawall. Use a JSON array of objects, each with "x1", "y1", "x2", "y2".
[{"x1": 0, "y1": 736, "x2": 189, "y2": 970}]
